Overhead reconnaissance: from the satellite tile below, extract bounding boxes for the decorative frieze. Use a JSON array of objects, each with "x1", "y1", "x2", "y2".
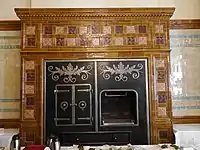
[{"x1": 22, "y1": 59, "x2": 36, "y2": 120}]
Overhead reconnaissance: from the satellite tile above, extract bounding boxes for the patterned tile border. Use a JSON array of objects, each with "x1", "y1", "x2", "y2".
[
  {"x1": 172, "y1": 96, "x2": 200, "y2": 100},
  {"x1": 0, "y1": 34, "x2": 21, "y2": 49},
  {"x1": 0, "y1": 99, "x2": 20, "y2": 102},
  {"x1": 170, "y1": 32, "x2": 200, "y2": 48},
  {"x1": 173, "y1": 106, "x2": 200, "y2": 110},
  {"x1": 0, "y1": 108, "x2": 20, "y2": 112}
]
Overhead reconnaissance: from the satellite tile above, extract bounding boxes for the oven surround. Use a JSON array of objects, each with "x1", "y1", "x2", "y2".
[{"x1": 15, "y1": 8, "x2": 175, "y2": 145}]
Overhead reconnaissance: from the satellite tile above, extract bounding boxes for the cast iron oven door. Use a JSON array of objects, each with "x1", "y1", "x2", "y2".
[
  {"x1": 54, "y1": 84, "x2": 93, "y2": 126},
  {"x1": 100, "y1": 89, "x2": 139, "y2": 126}
]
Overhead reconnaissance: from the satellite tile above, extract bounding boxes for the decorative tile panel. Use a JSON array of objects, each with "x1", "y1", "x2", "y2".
[
  {"x1": 26, "y1": 96, "x2": 35, "y2": 106},
  {"x1": 25, "y1": 85, "x2": 35, "y2": 94},
  {"x1": 126, "y1": 26, "x2": 136, "y2": 34},
  {"x1": 66, "y1": 38, "x2": 76, "y2": 46},
  {"x1": 158, "y1": 107, "x2": 167, "y2": 116},
  {"x1": 43, "y1": 25, "x2": 52, "y2": 34},
  {"x1": 42, "y1": 38, "x2": 53, "y2": 47},
  {"x1": 157, "y1": 83, "x2": 166, "y2": 91},
  {"x1": 91, "y1": 38, "x2": 100, "y2": 46},
  {"x1": 55, "y1": 26, "x2": 65, "y2": 34},
  {"x1": 158, "y1": 92, "x2": 168, "y2": 103},
  {"x1": 25, "y1": 61, "x2": 35, "y2": 70},
  {"x1": 23, "y1": 109, "x2": 35, "y2": 119},
  {"x1": 25, "y1": 26, "x2": 36, "y2": 35},
  {"x1": 157, "y1": 70, "x2": 166, "y2": 80},
  {"x1": 26, "y1": 72, "x2": 35, "y2": 81},
  {"x1": 155, "y1": 59, "x2": 165, "y2": 68},
  {"x1": 156, "y1": 36, "x2": 164, "y2": 45},
  {"x1": 138, "y1": 37, "x2": 147, "y2": 45},
  {"x1": 155, "y1": 25, "x2": 164, "y2": 33},
  {"x1": 68, "y1": 26, "x2": 77, "y2": 34},
  {"x1": 115, "y1": 25, "x2": 123, "y2": 34},
  {"x1": 103, "y1": 26, "x2": 112, "y2": 34},
  {"x1": 114, "y1": 37, "x2": 124, "y2": 45},
  {"x1": 26, "y1": 37, "x2": 36, "y2": 47},
  {"x1": 79, "y1": 38, "x2": 88, "y2": 46},
  {"x1": 92, "y1": 25, "x2": 100, "y2": 34},
  {"x1": 100, "y1": 37, "x2": 111, "y2": 46},
  {"x1": 56, "y1": 38, "x2": 65, "y2": 46},
  {"x1": 79, "y1": 26, "x2": 88, "y2": 35},
  {"x1": 127, "y1": 37, "x2": 136, "y2": 45},
  {"x1": 139, "y1": 26, "x2": 146, "y2": 33}
]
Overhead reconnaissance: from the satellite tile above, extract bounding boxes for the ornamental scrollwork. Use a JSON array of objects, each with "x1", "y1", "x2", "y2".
[
  {"x1": 99, "y1": 62, "x2": 143, "y2": 82},
  {"x1": 48, "y1": 63, "x2": 92, "y2": 83}
]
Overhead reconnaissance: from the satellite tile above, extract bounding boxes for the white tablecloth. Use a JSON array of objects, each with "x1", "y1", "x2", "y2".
[
  {"x1": 0, "y1": 128, "x2": 19, "y2": 150},
  {"x1": 173, "y1": 124, "x2": 200, "y2": 147}
]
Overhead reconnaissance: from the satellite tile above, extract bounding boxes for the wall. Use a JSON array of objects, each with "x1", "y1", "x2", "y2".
[
  {"x1": 0, "y1": 0, "x2": 200, "y2": 123},
  {"x1": 1, "y1": 0, "x2": 200, "y2": 20},
  {"x1": 170, "y1": 28, "x2": 200, "y2": 121}
]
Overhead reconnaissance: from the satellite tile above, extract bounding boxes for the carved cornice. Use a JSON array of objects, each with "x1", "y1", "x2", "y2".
[{"x1": 15, "y1": 8, "x2": 175, "y2": 21}]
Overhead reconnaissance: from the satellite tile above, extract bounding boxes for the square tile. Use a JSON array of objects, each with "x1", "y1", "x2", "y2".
[
  {"x1": 24, "y1": 109, "x2": 34, "y2": 119},
  {"x1": 91, "y1": 38, "x2": 100, "y2": 46},
  {"x1": 26, "y1": 72, "x2": 35, "y2": 81},
  {"x1": 138, "y1": 37, "x2": 147, "y2": 45},
  {"x1": 25, "y1": 61, "x2": 35, "y2": 70},
  {"x1": 79, "y1": 26, "x2": 88, "y2": 35},
  {"x1": 156, "y1": 36, "x2": 164, "y2": 44},
  {"x1": 103, "y1": 26, "x2": 112, "y2": 34},
  {"x1": 79, "y1": 38, "x2": 88, "y2": 46},
  {"x1": 158, "y1": 107, "x2": 167, "y2": 116},
  {"x1": 66, "y1": 38, "x2": 76, "y2": 46},
  {"x1": 43, "y1": 25, "x2": 52, "y2": 34},
  {"x1": 127, "y1": 37, "x2": 135, "y2": 45},
  {"x1": 156, "y1": 83, "x2": 166, "y2": 91},
  {"x1": 126, "y1": 26, "x2": 136, "y2": 34},
  {"x1": 155, "y1": 58, "x2": 165, "y2": 68},
  {"x1": 42, "y1": 38, "x2": 53, "y2": 47},
  {"x1": 25, "y1": 26, "x2": 36, "y2": 35},
  {"x1": 26, "y1": 37, "x2": 36, "y2": 47},
  {"x1": 139, "y1": 26, "x2": 146, "y2": 33},
  {"x1": 114, "y1": 37, "x2": 124, "y2": 45},
  {"x1": 115, "y1": 26, "x2": 123, "y2": 34},
  {"x1": 155, "y1": 25, "x2": 164, "y2": 33},
  {"x1": 55, "y1": 26, "x2": 65, "y2": 34},
  {"x1": 26, "y1": 97, "x2": 34, "y2": 106},
  {"x1": 157, "y1": 92, "x2": 168, "y2": 103},
  {"x1": 68, "y1": 26, "x2": 77, "y2": 34},
  {"x1": 157, "y1": 70, "x2": 166, "y2": 80},
  {"x1": 100, "y1": 37, "x2": 111, "y2": 46},
  {"x1": 25, "y1": 85, "x2": 34, "y2": 94},
  {"x1": 92, "y1": 25, "x2": 100, "y2": 34},
  {"x1": 56, "y1": 38, "x2": 65, "y2": 46}
]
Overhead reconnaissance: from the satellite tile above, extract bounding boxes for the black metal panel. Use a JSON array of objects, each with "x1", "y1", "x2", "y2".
[
  {"x1": 44, "y1": 59, "x2": 149, "y2": 145},
  {"x1": 45, "y1": 61, "x2": 95, "y2": 138},
  {"x1": 97, "y1": 60, "x2": 149, "y2": 145}
]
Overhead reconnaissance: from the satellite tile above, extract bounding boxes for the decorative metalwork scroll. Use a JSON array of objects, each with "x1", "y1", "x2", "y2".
[
  {"x1": 99, "y1": 62, "x2": 143, "y2": 82},
  {"x1": 48, "y1": 63, "x2": 92, "y2": 83}
]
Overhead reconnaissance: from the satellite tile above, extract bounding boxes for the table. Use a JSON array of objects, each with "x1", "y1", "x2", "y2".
[
  {"x1": 173, "y1": 124, "x2": 200, "y2": 147},
  {"x1": 0, "y1": 128, "x2": 19, "y2": 150}
]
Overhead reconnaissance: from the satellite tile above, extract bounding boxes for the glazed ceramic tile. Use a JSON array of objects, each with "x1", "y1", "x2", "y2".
[{"x1": 25, "y1": 85, "x2": 34, "y2": 94}]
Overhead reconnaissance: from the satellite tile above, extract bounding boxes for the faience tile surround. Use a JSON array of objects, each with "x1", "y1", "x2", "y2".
[
  {"x1": 0, "y1": 31, "x2": 20, "y2": 119},
  {"x1": 1, "y1": 28, "x2": 200, "y2": 119},
  {"x1": 170, "y1": 29, "x2": 200, "y2": 116}
]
